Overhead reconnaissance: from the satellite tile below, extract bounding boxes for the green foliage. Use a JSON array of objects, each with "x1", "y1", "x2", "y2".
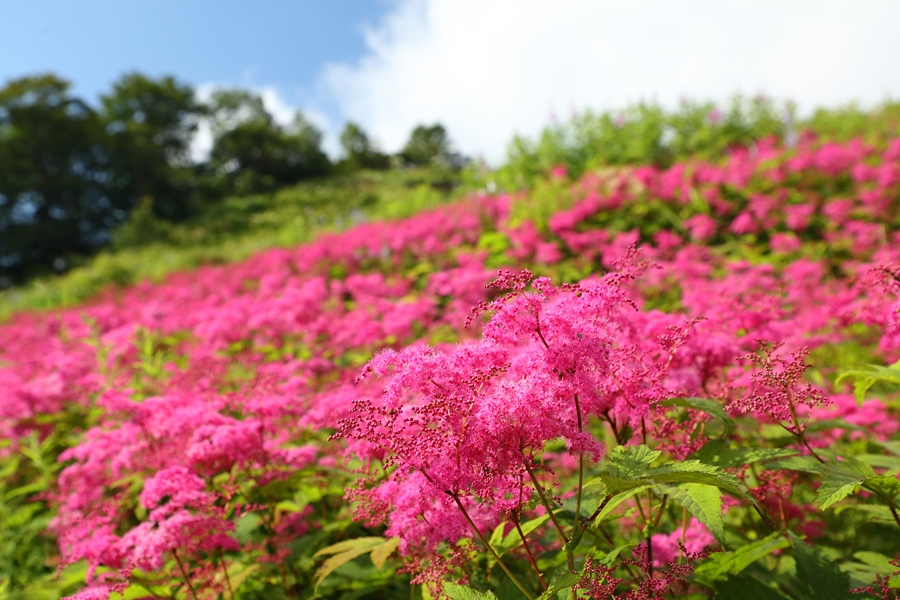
[
  {"x1": 489, "y1": 96, "x2": 784, "y2": 190},
  {"x1": 480, "y1": 95, "x2": 900, "y2": 192},
  {"x1": 661, "y1": 397, "x2": 735, "y2": 438},
  {"x1": 0, "y1": 167, "x2": 460, "y2": 318},
  {"x1": 100, "y1": 71, "x2": 205, "y2": 221},
  {"x1": 401, "y1": 123, "x2": 464, "y2": 168},
  {"x1": 339, "y1": 121, "x2": 390, "y2": 171},
  {"x1": 444, "y1": 581, "x2": 500, "y2": 600},
  {"x1": 206, "y1": 89, "x2": 331, "y2": 196},
  {"x1": 0, "y1": 74, "x2": 116, "y2": 281},
  {"x1": 664, "y1": 483, "x2": 725, "y2": 544},
  {"x1": 836, "y1": 360, "x2": 900, "y2": 405}
]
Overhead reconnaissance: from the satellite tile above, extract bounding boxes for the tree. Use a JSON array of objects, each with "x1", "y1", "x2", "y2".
[
  {"x1": 0, "y1": 74, "x2": 113, "y2": 280},
  {"x1": 206, "y1": 89, "x2": 330, "y2": 194},
  {"x1": 339, "y1": 122, "x2": 389, "y2": 170},
  {"x1": 401, "y1": 123, "x2": 452, "y2": 166},
  {"x1": 100, "y1": 72, "x2": 205, "y2": 220}
]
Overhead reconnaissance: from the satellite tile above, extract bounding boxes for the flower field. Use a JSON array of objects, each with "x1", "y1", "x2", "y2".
[{"x1": 2, "y1": 133, "x2": 900, "y2": 599}]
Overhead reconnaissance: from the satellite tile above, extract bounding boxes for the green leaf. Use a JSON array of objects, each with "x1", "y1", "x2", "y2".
[
  {"x1": 597, "y1": 544, "x2": 636, "y2": 566},
  {"x1": 765, "y1": 455, "x2": 824, "y2": 473},
  {"x1": 872, "y1": 440, "x2": 900, "y2": 457},
  {"x1": 790, "y1": 533, "x2": 853, "y2": 600},
  {"x1": 594, "y1": 474, "x2": 650, "y2": 495},
  {"x1": 662, "y1": 397, "x2": 734, "y2": 437},
  {"x1": 817, "y1": 467, "x2": 865, "y2": 510},
  {"x1": 314, "y1": 536, "x2": 384, "y2": 557},
  {"x1": 591, "y1": 485, "x2": 653, "y2": 526},
  {"x1": 497, "y1": 514, "x2": 551, "y2": 554},
  {"x1": 805, "y1": 419, "x2": 869, "y2": 435},
  {"x1": 370, "y1": 538, "x2": 400, "y2": 571},
  {"x1": 234, "y1": 513, "x2": 261, "y2": 543},
  {"x1": 314, "y1": 538, "x2": 385, "y2": 592},
  {"x1": 443, "y1": 582, "x2": 499, "y2": 600},
  {"x1": 489, "y1": 523, "x2": 507, "y2": 551},
  {"x1": 864, "y1": 475, "x2": 900, "y2": 501},
  {"x1": 693, "y1": 533, "x2": 791, "y2": 585},
  {"x1": 836, "y1": 363, "x2": 900, "y2": 405},
  {"x1": 665, "y1": 483, "x2": 725, "y2": 545},
  {"x1": 275, "y1": 500, "x2": 308, "y2": 513},
  {"x1": 714, "y1": 574, "x2": 792, "y2": 600},
  {"x1": 538, "y1": 572, "x2": 580, "y2": 599},
  {"x1": 563, "y1": 522, "x2": 584, "y2": 552},
  {"x1": 693, "y1": 447, "x2": 797, "y2": 468},
  {"x1": 856, "y1": 454, "x2": 900, "y2": 470},
  {"x1": 607, "y1": 445, "x2": 661, "y2": 478},
  {"x1": 834, "y1": 504, "x2": 896, "y2": 523}
]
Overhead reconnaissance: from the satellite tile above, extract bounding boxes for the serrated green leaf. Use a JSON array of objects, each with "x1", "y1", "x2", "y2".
[
  {"x1": 662, "y1": 397, "x2": 734, "y2": 437},
  {"x1": 834, "y1": 504, "x2": 896, "y2": 522},
  {"x1": 666, "y1": 483, "x2": 725, "y2": 545},
  {"x1": 443, "y1": 582, "x2": 499, "y2": 600},
  {"x1": 693, "y1": 533, "x2": 791, "y2": 585},
  {"x1": 591, "y1": 486, "x2": 651, "y2": 525},
  {"x1": 597, "y1": 544, "x2": 636, "y2": 566},
  {"x1": 563, "y1": 522, "x2": 584, "y2": 552},
  {"x1": 864, "y1": 475, "x2": 900, "y2": 500},
  {"x1": 817, "y1": 469, "x2": 865, "y2": 510},
  {"x1": 595, "y1": 474, "x2": 649, "y2": 494},
  {"x1": 370, "y1": 538, "x2": 400, "y2": 571},
  {"x1": 693, "y1": 447, "x2": 797, "y2": 468},
  {"x1": 790, "y1": 533, "x2": 853, "y2": 600},
  {"x1": 765, "y1": 455, "x2": 824, "y2": 473},
  {"x1": 497, "y1": 514, "x2": 551, "y2": 554},
  {"x1": 539, "y1": 572, "x2": 579, "y2": 599},
  {"x1": 856, "y1": 454, "x2": 900, "y2": 470},
  {"x1": 607, "y1": 445, "x2": 661, "y2": 478},
  {"x1": 714, "y1": 574, "x2": 792, "y2": 600}
]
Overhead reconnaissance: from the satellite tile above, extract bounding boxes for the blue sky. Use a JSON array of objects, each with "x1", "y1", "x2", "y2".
[
  {"x1": 1, "y1": 1, "x2": 391, "y2": 139},
  {"x1": 3, "y1": 0, "x2": 900, "y2": 163},
  {"x1": 1, "y1": 1, "x2": 387, "y2": 97}
]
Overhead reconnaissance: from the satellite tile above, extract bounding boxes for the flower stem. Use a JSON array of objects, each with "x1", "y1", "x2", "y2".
[
  {"x1": 448, "y1": 492, "x2": 536, "y2": 600},
  {"x1": 523, "y1": 461, "x2": 569, "y2": 546},
  {"x1": 221, "y1": 552, "x2": 235, "y2": 600},
  {"x1": 172, "y1": 549, "x2": 199, "y2": 600},
  {"x1": 513, "y1": 518, "x2": 548, "y2": 591},
  {"x1": 573, "y1": 394, "x2": 585, "y2": 531},
  {"x1": 523, "y1": 461, "x2": 576, "y2": 576},
  {"x1": 420, "y1": 469, "x2": 534, "y2": 600}
]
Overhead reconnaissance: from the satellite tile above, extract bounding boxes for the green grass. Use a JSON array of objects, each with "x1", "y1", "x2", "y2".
[{"x1": 0, "y1": 167, "x2": 462, "y2": 319}]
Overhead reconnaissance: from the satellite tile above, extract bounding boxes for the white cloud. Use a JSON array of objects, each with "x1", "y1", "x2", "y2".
[{"x1": 321, "y1": 0, "x2": 900, "y2": 164}]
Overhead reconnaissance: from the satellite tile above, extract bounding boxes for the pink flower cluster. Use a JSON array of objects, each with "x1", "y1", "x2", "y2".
[{"x1": 0, "y1": 135, "x2": 897, "y2": 598}]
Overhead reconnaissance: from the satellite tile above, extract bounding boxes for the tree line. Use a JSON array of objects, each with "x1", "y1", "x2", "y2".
[{"x1": 0, "y1": 72, "x2": 462, "y2": 283}]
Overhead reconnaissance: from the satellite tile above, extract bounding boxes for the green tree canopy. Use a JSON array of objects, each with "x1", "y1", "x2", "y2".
[
  {"x1": 100, "y1": 72, "x2": 205, "y2": 220},
  {"x1": 0, "y1": 74, "x2": 113, "y2": 279},
  {"x1": 339, "y1": 121, "x2": 389, "y2": 170},
  {"x1": 207, "y1": 90, "x2": 330, "y2": 194},
  {"x1": 401, "y1": 123, "x2": 451, "y2": 166}
]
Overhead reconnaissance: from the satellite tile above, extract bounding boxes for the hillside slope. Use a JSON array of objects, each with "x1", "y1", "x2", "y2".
[{"x1": 1, "y1": 134, "x2": 900, "y2": 599}]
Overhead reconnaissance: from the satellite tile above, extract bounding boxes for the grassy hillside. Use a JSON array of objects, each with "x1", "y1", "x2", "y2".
[{"x1": 0, "y1": 167, "x2": 461, "y2": 318}]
